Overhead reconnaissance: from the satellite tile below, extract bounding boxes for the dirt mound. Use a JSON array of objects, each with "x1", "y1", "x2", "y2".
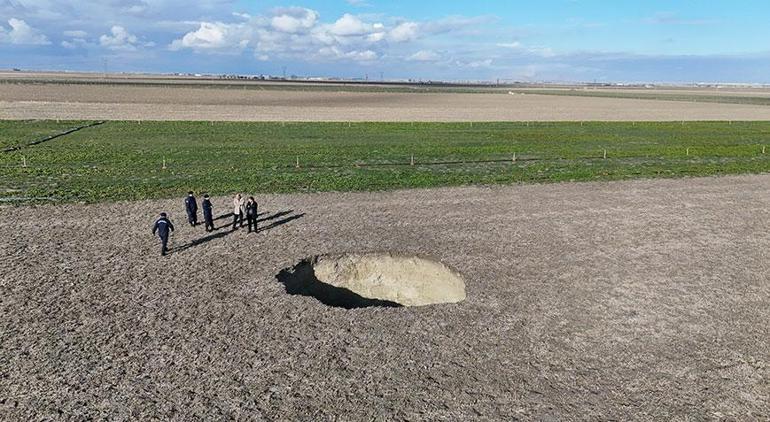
[{"x1": 277, "y1": 253, "x2": 466, "y2": 308}]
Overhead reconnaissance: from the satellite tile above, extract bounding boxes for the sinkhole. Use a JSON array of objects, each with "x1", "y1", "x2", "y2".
[{"x1": 276, "y1": 253, "x2": 467, "y2": 309}]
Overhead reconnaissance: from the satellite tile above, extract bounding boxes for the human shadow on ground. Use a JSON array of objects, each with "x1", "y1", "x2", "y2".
[
  {"x1": 213, "y1": 212, "x2": 233, "y2": 222},
  {"x1": 170, "y1": 230, "x2": 235, "y2": 254},
  {"x1": 257, "y1": 210, "x2": 294, "y2": 224},
  {"x1": 276, "y1": 258, "x2": 402, "y2": 309},
  {"x1": 210, "y1": 212, "x2": 268, "y2": 231},
  {"x1": 258, "y1": 213, "x2": 305, "y2": 233},
  {"x1": 214, "y1": 212, "x2": 267, "y2": 222},
  {"x1": 171, "y1": 210, "x2": 304, "y2": 254}
]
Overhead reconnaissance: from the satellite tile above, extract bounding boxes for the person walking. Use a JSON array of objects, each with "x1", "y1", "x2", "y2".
[
  {"x1": 245, "y1": 196, "x2": 259, "y2": 233},
  {"x1": 185, "y1": 191, "x2": 198, "y2": 227},
  {"x1": 232, "y1": 193, "x2": 244, "y2": 230},
  {"x1": 152, "y1": 212, "x2": 175, "y2": 256},
  {"x1": 202, "y1": 194, "x2": 214, "y2": 232}
]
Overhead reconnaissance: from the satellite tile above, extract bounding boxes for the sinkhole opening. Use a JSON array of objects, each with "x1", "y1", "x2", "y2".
[{"x1": 276, "y1": 253, "x2": 467, "y2": 309}]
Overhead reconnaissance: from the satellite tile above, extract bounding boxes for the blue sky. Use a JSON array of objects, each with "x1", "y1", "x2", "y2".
[{"x1": 1, "y1": 0, "x2": 769, "y2": 83}]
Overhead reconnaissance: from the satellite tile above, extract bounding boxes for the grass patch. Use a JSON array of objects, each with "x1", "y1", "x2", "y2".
[
  {"x1": 1, "y1": 121, "x2": 770, "y2": 203},
  {"x1": 0, "y1": 120, "x2": 85, "y2": 150}
]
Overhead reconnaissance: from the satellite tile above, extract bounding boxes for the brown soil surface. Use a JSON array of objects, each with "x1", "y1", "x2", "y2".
[
  {"x1": 3, "y1": 82, "x2": 770, "y2": 121},
  {"x1": 2, "y1": 175, "x2": 769, "y2": 420}
]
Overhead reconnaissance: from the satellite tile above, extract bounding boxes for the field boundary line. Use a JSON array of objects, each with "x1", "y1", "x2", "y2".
[
  {"x1": 2, "y1": 120, "x2": 106, "y2": 153},
  {"x1": 287, "y1": 152, "x2": 770, "y2": 170},
  {"x1": 292, "y1": 156, "x2": 587, "y2": 170}
]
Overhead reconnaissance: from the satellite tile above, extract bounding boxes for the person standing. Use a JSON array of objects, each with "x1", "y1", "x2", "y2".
[
  {"x1": 232, "y1": 193, "x2": 244, "y2": 230},
  {"x1": 202, "y1": 194, "x2": 214, "y2": 232},
  {"x1": 185, "y1": 191, "x2": 198, "y2": 227},
  {"x1": 152, "y1": 212, "x2": 175, "y2": 256},
  {"x1": 245, "y1": 196, "x2": 259, "y2": 233}
]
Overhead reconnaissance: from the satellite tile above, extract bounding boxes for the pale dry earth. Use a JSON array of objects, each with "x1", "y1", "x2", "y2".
[
  {"x1": 4, "y1": 72, "x2": 770, "y2": 95},
  {"x1": 3, "y1": 82, "x2": 770, "y2": 121},
  {"x1": 517, "y1": 87, "x2": 770, "y2": 97},
  {"x1": 2, "y1": 175, "x2": 769, "y2": 420}
]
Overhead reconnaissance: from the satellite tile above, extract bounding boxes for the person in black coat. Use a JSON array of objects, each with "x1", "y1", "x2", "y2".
[
  {"x1": 185, "y1": 191, "x2": 198, "y2": 226},
  {"x1": 202, "y1": 194, "x2": 214, "y2": 232},
  {"x1": 245, "y1": 196, "x2": 258, "y2": 233},
  {"x1": 152, "y1": 212, "x2": 175, "y2": 256}
]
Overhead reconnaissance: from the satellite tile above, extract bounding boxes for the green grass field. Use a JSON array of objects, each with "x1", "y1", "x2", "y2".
[
  {"x1": 2, "y1": 120, "x2": 769, "y2": 203},
  {"x1": 0, "y1": 120, "x2": 83, "y2": 150}
]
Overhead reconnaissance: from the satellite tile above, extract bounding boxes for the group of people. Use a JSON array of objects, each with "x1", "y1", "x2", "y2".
[
  {"x1": 230, "y1": 193, "x2": 260, "y2": 233},
  {"x1": 152, "y1": 191, "x2": 260, "y2": 256}
]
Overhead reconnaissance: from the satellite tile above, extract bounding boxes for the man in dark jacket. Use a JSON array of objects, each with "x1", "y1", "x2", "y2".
[
  {"x1": 202, "y1": 194, "x2": 214, "y2": 232},
  {"x1": 152, "y1": 212, "x2": 175, "y2": 256},
  {"x1": 185, "y1": 191, "x2": 198, "y2": 226},
  {"x1": 245, "y1": 196, "x2": 258, "y2": 233}
]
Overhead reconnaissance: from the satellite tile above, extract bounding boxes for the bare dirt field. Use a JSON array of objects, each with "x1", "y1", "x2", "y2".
[
  {"x1": 518, "y1": 87, "x2": 770, "y2": 98},
  {"x1": 2, "y1": 175, "x2": 769, "y2": 420},
  {"x1": 3, "y1": 81, "x2": 770, "y2": 121}
]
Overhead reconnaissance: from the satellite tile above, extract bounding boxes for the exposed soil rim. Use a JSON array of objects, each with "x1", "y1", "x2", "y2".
[{"x1": 277, "y1": 252, "x2": 467, "y2": 308}]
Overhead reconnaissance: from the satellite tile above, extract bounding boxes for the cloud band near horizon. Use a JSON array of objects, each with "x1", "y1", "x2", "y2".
[{"x1": 1, "y1": 1, "x2": 769, "y2": 84}]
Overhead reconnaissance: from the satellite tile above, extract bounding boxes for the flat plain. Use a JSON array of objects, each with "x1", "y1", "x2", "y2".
[
  {"x1": 2, "y1": 73, "x2": 770, "y2": 420},
  {"x1": 2, "y1": 175, "x2": 769, "y2": 420},
  {"x1": 3, "y1": 75, "x2": 770, "y2": 121}
]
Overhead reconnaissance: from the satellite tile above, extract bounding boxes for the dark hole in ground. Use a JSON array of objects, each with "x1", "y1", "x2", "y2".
[{"x1": 276, "y1": 258, "x2": 403, "y2": 309}]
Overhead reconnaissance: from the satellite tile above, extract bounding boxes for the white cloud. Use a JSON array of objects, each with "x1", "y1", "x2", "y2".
[
  {"x1": 408, "y1": 50, "x2": 440, "y2": 62},
  {"x1": 464, "y1": 59, "x2": 493, "y2": 68},
  {"x1": 171, "y1": 10, "x2": 391, "y2": 61},
  {"x1": 328, "y1": 14, "x2": 370, "y2": 36},
  {"x1": 61, "y1": 38, "x2": 88, "y2": 49},
  {"x1": 388, "y1": 22, "x2": 420, "y2": 42},
  {"x1": 319, "y1": 46, "x2": 377, "y2": 62},
  {"x1": 99, "y1": 25, "x2": 140, "y2": 51},
  {"x1": 270, "y1": 7, "x2": 317, "y2": 33},
  {"x1": 60, "y1": 29, "x2": 90, "y2": 49},
  {"x1": 167, "y1": 9, "x2": 498, "y2": 66},
  {"x1": 169, "y1": 21, "x2": 250, "y2": 52},
  {"x1": 0, "y1": 18, "x2": 50, "y2": 45},
  {"x1": 496, "y1": 41, "x2": 555, "y2": 58}
]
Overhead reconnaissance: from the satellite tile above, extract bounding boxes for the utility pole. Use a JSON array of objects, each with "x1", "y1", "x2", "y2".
[{"x1": 103, "y1": 58, "x2": 108, "y2": 79}]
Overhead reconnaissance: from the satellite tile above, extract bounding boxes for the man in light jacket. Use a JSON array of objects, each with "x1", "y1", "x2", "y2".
[{"x1": 232, "y1": 193, "x2": 245, "y2": 230}]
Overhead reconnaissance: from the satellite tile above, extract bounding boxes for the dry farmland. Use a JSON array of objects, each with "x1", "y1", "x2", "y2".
[
  {"x1": 2, "y1": 73, "x2": 770, "y2": 420},
  {"x1": 3, "y1": 74, "x2": 770, "y2": 121},
  {"x1": 2, "y1": 175, "x2": 769, "y2": 420}
]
